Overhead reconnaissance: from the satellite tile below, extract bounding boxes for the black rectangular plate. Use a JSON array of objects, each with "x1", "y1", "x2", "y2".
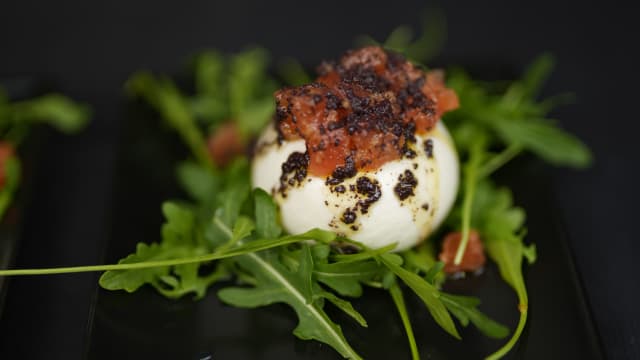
[{"x1": 85, "y1": 92, "x2": 604, "y2": 360}]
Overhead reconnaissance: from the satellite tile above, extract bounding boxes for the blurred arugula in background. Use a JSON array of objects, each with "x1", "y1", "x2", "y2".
[
  {"x1": 0, "y1": 88, "x2": 90, "y2": 219},
  {"x1": 125, "y1": 48, "x2": 277, "y2": 169},
  {"x1": 356, "y1": 8, "x2": 447, "y2": 66}
]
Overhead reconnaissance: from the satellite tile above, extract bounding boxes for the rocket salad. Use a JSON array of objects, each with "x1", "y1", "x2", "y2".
[{"x1": 0, "y1": 87, "x2": 89, "y2": 220}]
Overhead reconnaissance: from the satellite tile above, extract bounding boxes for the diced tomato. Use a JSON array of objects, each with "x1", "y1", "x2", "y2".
[
  {"x1": 0, "y1": 141, "x2": 15, "y2": 189},
  {"x1": 207, "y1": 122, "x2": 245, "y2": 167},
  {"x1": 275, "y1": 47, "x2": 459, "y2": 178},
  {"x1": 438, "y1": 230, "x2": 486, "y2": 274}
]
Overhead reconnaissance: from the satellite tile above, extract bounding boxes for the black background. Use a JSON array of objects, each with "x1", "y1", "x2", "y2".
[{"x1": 0, "y1": 0, "x2": 638, "y2": 359}]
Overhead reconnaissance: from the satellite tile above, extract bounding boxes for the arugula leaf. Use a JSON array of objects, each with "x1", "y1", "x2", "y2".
[
  {"x1": 161, "y1": 202, "x2": 196, "y2": 247},
  {"x1": 298, "y1": 242, "x2": 315, "y2": 303},
  {"x1": 0, "y1": 154, "x2": 20, "y2": 219},
  {"x1": 472, "y1": 180, "x2": 536, "y2": 359},
  {"x1": 440, "y1": 293, "x2": 509, "y2": 339},
  {"x1": 278, "y1": 244, "x2": 387, "y2": 298},
  {"x1": 398, "y1": 9, "x2": 447, "y2": 65},
  {"x1": 332, "y1": 242, "x2": 397, "y2": 263},
  {"x1": 378, "y1": 254, "x2": 461, "y2": 339},
  {"x1": 355, "y1": 9, "x2": 446, "y2": 66},
  {"x1": 402, "y1": 242, "x2": 447, "y2": 287},
  {"x1": 492, "y1": 118, "x2": 592, "y2": 168},
  {"x1": 155, "y1": 252, "x2": 227, "y2": 300},
  {"x1": 176, "y1": 161, "x2": 220, "y2": 204},
  {"x1": 228, "y1": 48, "x2": 277, "y2": 137},
  {"x1": 423, "y1": 262, "x2": 445, "y2": 285},
  {"x1": 253, "y1": 188, "x2": 282, "y2": 239},
  {"x1": 190, "y1": 51, "x2": 227, "y2": 125},
  {"x1": 445, "y1": 54, "x2": 592, "y2": 170},
  {"x1": 214, "y1": 215, "x2": 255, "y2": 253},
  {"x1": 315, "y1": 260, "x2": 384, "y2": 297},
  {"x1": 520, "y1": 53, "x2": 554, "y2": 99},
  {"x1": 7, "y1": 94, "x2": 90, "y2": 133},
  {"x1": 100, "y1": 202, "x2": 212, "y2": 296},
  {"x1": 454, "y1": 134, "x2": 486, "y2": 265},
  {"x1": 316, "y1": 290, "x2": 368, "y2": 327},
  {"x1": 193, "y1": 51, "x2": 225, "y2": 98},
  {"x1": 215, "y1": 178, "x2": 250, "y2": 228},
  {"x1": 126, "y1": 72, "x2": 212, "y2": 168},
  {"x1": 277, "y1": 58, "x2": 312, "y2": 86},
  {"x1": 99, "y1": 242, "x2": 183, "y2": 292},
  {"x1": 236, "y1": 97, "x2": 275, "y2": 138},
  {"x1": 384, "y1": 26, "x2": 414, "y2": 53},
  {"x1": 218, "y1": 248, "x2": 363, "y2": 359},
  {"x1": 389, "y1": 283, "x2": 420, "y2": 360}
]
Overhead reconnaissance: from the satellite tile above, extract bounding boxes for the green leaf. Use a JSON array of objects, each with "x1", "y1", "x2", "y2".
[
  {"x1": 9, "y1": 94, "x2": 90, "y2": 133},
  {"x1": 277, "y1": 58, "x2": 312, "y2": 86},
  {"x1": 193, "y1": 51, "x2": 225, "y2": 99},
  {"x1": 378, "y1": 254, "x2": 461, "y2": 339},
  {"x1": 155, "y1": 261, "x2": 228, "y2": 300},
  {"x1": 126, "y1": 72, "x2": 212, "y2": 168},
  {"x1": 384, "y1": 25, "x2": 414, "y2": 52},
  {"x1": 253, "y1": 188, "x2": 282, "y2": 239},
  {"x1": 332, "y1": 242, "x2": 397, "y2": 263},
  {"x1": 317, "y1": 290, "x2": 368, "y2": 327},
  {"x1": 216, "y1": 229, "x2": 337, "y2": 259},
  {"x1": 473, "y1": 180, "x2": 535, "y2": 359},
  {"x1": 440, "y1": 293, "x2": 509, "y2": 339},
  {"x1": 228, "y1": 49, "x2": 273, "y2": 110},
  {"x1": 424, "y1": 262, "x2": 445, "y2": 285},
  {"x1": 161, "y1": 202, "x2": 196, "y2": 247},
  {"x1": 368, "y1": 9, "x2": 446, "y2": 65},
  {"x1": 0, "y1": 154, "x2": 20, "y2": 220},
  {"x1": 402, "y1": 242, "x2": 444, "y2": 288},
  {"x1": 454, "y1": 134, "x2": 486, "y2": 266},
  {"x1": 218, "y1": 250, "x2": 362, "y2": 359},
  {"x1": 236, "y1": 97, "x2": 275, "y2": 138},
  {"x1": 311, "y1": 243, "x2": 331, "y2": 263},
  {"x1": 404, "y1": 9, "x2": 447, "y2": 64},
  {"x1": 315, "y1": 260, "x2": 384, "y2": 297},
  {"x1": 521, "y1": 53, "x2": 555, "y2": 99},
  {"x1": 389, "y1": 283, "x2": 419, "y2": 360},
  {"x1": 298, "y1": 244, "x2": 315, "y2": 304},
  {"x1": 493, "y1": 119, "x2": 592, "y2": 168},
  {"x1": 99, "y1": 243, "x2": 183, "y2": 292},
  {"x1": 216, "y1": 180, "x2": 250, "y2": 227},
  {"x1": 215, "y1": 215, "x2": 255, "y2": 252},
  {"x1": 176, "y1": 161, "x2": 220, "y2": 204},
  {"x1": 1, "y1": 229, "x2": 338, "y2": 277}
]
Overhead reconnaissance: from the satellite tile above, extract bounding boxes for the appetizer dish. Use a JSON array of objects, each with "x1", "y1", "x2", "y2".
[
  {"x1": 253, "y1": 47, "x2": 460, "y2": 252},
  {"x1": 0, "y1": 38, "x2": 591, "y2": 359}
]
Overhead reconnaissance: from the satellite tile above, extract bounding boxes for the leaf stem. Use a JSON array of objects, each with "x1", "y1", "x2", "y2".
[
  {"x1": 478, "y1": 144, "x2": 523, "y2": 179},
  {"x1": 212, "y1": 216, "x2": 238, "y2": 253},
  {"x1": 485, "y1": 303, "x2": 527, "y2": 360},
  {"x1": 454, "y1": 137, "x2": 486, "y2": 266},
  {"x1": 390, "y1": 283, "x2": 420, "y2": 360},
  {"x1": 0, "y1": 233, "x2": 321, "y2": 277}
]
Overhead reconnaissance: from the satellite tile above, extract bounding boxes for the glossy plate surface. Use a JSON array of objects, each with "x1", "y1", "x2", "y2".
[{"x1": 0, "y1": 78, "x2": 44, "y2": 315}]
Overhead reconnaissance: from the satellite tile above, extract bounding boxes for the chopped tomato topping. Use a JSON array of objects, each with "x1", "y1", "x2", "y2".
[
  {"x1": 207, "y1": 122, "x2": 244, "y2": 167},
  {"x1": 0, "y1": 142, "x2": 15, "y2": 189},
  {"x1": 438, "y1": 230, "x2": 486, "y2": 274},
  {"x1": 275, "y1": 46, "x2": 458, "y2": 178}
]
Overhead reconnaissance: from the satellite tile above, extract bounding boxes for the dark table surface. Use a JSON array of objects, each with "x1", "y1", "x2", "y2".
[{"x1": 0, "y1": 0, "x2": 638, "y2": 359}]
